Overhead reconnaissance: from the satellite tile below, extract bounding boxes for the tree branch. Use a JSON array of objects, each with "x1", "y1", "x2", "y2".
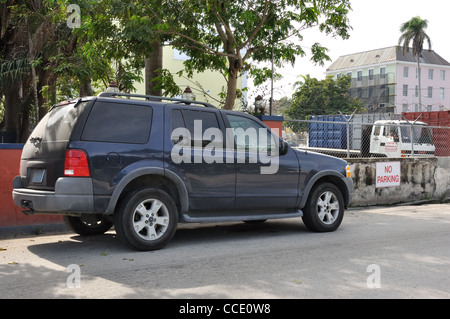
[
  {"x1": 163, "y1": 30, "x2": 237, "y2": 59},
  {"x1": 239, "y1": 0, "x2": 270, "y2": 51}
]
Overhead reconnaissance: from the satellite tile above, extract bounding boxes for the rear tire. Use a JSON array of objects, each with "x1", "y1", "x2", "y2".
[
  {"x1": 63, "y1": 214, "x2": 113, "y2": 236},
  {"x1": 302, "y1": 183, "x2": 344, "y2": 232},
  {"x1": 114, "y1": 188, "x2": 178, "y2": 251}
]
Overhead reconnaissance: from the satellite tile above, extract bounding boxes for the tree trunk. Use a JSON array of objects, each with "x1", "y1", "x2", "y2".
[
  {"x1": 224, "y1": 57, "x2": 240, "y2": 110},
  {"x1": 145, "y1": 41, "x2": 163, "y2": 96},
  {"x1": 80, "y1": 80, "x2": 93, "y2": 97},
  {"x1": 27, "y1": 17, "x2": 39, "y2": 125},
  {"x1": 4, "y1": 89, "x2": 20, "y2": 142},
  {"x1": 225, "y1": 72, "x2": 238, "y2": 110},
  {"x1": 417, "y1": 58, "x2": 422, "y2": 110}
]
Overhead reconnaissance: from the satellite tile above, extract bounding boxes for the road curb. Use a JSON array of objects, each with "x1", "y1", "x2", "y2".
[{"x1": 0, "y1": 223, "x2": 70, "y2": 239}]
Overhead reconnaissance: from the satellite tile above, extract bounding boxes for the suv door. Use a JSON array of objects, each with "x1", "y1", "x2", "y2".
[
  {"x1": 165, "y1": 106, "x2": 235, "y2": 212},
  {"x1": 224, "y1": 112, "x2": 300, "y2": 210}
]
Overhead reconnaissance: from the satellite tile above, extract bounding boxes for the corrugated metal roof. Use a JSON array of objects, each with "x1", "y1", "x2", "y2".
[{"x1": 327, "y1": 46, "x2": 450, "y2": 72}]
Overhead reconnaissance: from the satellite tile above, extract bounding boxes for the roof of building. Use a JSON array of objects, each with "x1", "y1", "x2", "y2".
[{"x1": 326, "y1": 46, "x2": 450, "y2": 72}]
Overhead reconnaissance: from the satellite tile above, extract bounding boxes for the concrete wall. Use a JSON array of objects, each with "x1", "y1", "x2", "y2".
[
  {"x1": 0, "y1": 146, "x2": 62, "y2": 228},
  {"x1": 348, "y1": 157, "x2": 450, "y2": 206}
]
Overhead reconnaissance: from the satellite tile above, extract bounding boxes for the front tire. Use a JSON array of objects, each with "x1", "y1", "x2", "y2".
[
  {"x1": 114, "y1": 188, "x2": 178, "y2": 251},
  {"x1": 302, "y1": 183, "x2": 344, "y2": 232}
]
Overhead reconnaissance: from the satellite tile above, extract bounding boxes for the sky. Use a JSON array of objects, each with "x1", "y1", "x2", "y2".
[{"x1": 252, "y1": 0, "x2": 450, "y2": 101}]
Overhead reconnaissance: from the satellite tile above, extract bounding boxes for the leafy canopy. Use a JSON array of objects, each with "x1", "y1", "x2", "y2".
[
  {"x1": 286, "y1": 74, "x2": 364, "y2": 124},
  {"x1": 144, "y1": 0, "x2": 353, "y2": 109}
]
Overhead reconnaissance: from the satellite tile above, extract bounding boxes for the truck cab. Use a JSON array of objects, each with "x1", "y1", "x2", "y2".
[{"x1": 370, "y1": 120, "x2": 435, "y2": 157}]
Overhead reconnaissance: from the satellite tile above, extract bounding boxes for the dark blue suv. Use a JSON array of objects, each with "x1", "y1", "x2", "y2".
[{"x1": 12, "y1": 92, "x2": 353, "y2": 250}]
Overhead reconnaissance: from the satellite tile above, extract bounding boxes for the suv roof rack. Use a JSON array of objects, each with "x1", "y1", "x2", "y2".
[{"x1": 98, "y1": 92, "x2": 217, "y2": 109}]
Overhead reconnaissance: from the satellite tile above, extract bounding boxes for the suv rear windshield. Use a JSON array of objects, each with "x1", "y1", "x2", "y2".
[{"x1": 32, "y1": 100, "x2": 89, "y2": 142}]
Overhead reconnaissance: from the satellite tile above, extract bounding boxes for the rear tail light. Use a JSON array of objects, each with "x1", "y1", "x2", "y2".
[{"x1": 64, "y1": 149, "x2": 90, "y2": 177}]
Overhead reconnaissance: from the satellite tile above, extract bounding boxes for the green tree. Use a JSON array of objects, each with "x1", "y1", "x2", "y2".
[
  {"x1": 146, "y1": 0, "x2": 353, "y2": 110},
  {"x1": 398, "y1": 16, "x2": 432, "y2": 109},
  {"x1": 70, "y1": 0, "x2": 178, "y2": 96},
  {"x1": 285, "y1": 74, "x2": 363, "y2": 131},
  {"x1": 0, "y1": 0, "x2": 70, "y2": 142}
]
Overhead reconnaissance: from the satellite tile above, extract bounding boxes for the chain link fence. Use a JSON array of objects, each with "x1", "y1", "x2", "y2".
[{"x1": 283, "y1": 113, "x2": 450, "y2": 159}]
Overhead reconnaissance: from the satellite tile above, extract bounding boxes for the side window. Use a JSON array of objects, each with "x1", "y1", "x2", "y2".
[
  {"x1": 171, "y1": 109, "x2": 185, "y2": 144},
  {"x1": 373, "y1": 125, "x2": 381, "y2": 136},
  {"x1": 171, "y1": 109, "x2": 222, "y2": 147},
  {"x1": 382, "y1": 125, "x2": 398, "y2": 140},
  {"x1": 226, "y1": 114, "x2": 276, "y2": 153},
  {"x1": 81, "y1": 102, "x2": 152, "y2": 143}
]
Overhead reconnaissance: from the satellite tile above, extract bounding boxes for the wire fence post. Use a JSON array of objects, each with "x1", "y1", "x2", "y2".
[
  {"x1": 339, "y1": 110, "x2": 356, "y2": 159},
  {"x1": 346, "y1": 120, "x2": 350, "y2": 159}
]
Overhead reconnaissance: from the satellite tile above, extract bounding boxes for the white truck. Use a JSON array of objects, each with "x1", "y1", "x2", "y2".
[
  {"x1": 297, "y1": 115, "x2": 436, "y2": 158},
  {"x1": 369, "y1": 120, "x2": 435, "y2": 158}
]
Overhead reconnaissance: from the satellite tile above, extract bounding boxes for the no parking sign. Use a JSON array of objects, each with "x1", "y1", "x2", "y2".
[{"x1": 376, "y1": 161, "x2": 401, "y2": 188}]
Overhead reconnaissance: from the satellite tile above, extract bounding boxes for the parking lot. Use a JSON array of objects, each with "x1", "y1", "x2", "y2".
[{"x1": 1, "y1": 203, "x2": 449, "y2": 300}]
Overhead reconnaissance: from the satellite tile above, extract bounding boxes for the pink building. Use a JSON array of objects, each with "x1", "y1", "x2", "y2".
[{"x1": 326, "y1": 46, "x2": 450, "y2": 114}]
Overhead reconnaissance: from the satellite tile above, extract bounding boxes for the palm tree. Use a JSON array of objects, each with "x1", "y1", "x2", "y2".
[{"x1": 398, "y1": 16, "x2": 432, "y2": 109}]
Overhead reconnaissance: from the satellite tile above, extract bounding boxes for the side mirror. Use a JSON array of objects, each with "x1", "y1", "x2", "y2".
[{"x1": 279, "y1": 140, "x2": 289, "y2": 156}]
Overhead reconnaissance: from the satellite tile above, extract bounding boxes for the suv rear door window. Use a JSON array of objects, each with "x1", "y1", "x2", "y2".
[
  {"x1": 174, "y1": 109, "x2": 222, "y2": 147},
  {"x1": 81, "y1": 101, "x2": 152, "y2": 144}
]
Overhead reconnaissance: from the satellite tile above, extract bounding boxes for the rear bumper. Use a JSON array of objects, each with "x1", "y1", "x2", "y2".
[{"x1": 12, "y1": 176, "x2": 94, "y2": 215}]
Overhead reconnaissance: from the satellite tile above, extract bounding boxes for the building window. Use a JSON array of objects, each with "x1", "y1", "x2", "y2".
[
  {"x1": 347, "y1": 71, "x2": 352, "y2": 77},
  {"x1": 403, "y1": 66, "x2": 409, "y2": 77},
  {"x1": 357, "y1": 70, "x2": 363, "y2": 81},
  {"x1": 415, "y1": 85, "x2": 418, "y2": 97},
  {"x1": 440, "y1": 87, "x2": 445, "y2": 99},
  {"x1": 380, "y1": 67, "x2": 386, "y2": 78},
  {"x1": 402, "y1": 104, "x2": 408, "y2": 112},
  {"x1": 369, "y1": 69, "x2": 374, "y2": 80},
  {"x1": 428, "y1": 69, "x2": 434, "y2": 80},
  {"x1": 380, "y1": 85, "x2": 386, "y2": 97},
  {"x1": 441, "y1": 70, "x2": 446, "y2": 81},
  {"x1": 403, "y1": 85, "x2": 408, "y2": 97},
  {"x1": 428, "y1": 86, "x2": 433, "y2": 98},
  {"x1": 427, "y1": 105, "x2": 432, "y2": 112}
]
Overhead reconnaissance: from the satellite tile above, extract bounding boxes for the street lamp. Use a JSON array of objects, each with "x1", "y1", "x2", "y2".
[
  {"x1": 254, "y1": 95, "x2": 265, "y2": 115},
  {"x1": 183, "y1": 86, "x2": 195, "y2": 101},
  {"x1": 106, "y1": 81, "x2": 120, "y2": 93}
]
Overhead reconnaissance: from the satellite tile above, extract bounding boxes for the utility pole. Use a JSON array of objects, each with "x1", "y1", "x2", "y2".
[{"x1": 270, "y1": 31, "x2": 274, "y2": 116}]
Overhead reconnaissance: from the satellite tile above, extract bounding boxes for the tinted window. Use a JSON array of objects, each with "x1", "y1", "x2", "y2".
[
  {"x1": 171, "y1": 109, "x2": 185, "y2": 132},
  {"x1": 182, "y1": 109, "x2": 220, "y2": 135},
  {"x1": 33, "y1": 101, "x2": 88, "y2": 142},
  {"x1": 173, "y1": 109, "x2": 221, "y2": 147},
  {"x1": 82, "y1": 102, "x2": 152, "y2": 144}
]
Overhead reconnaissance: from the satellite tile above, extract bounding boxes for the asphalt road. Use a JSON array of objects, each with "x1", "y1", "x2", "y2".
[{"x1": 1, "y1": 203, "x2": 449, "y2": 300}]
